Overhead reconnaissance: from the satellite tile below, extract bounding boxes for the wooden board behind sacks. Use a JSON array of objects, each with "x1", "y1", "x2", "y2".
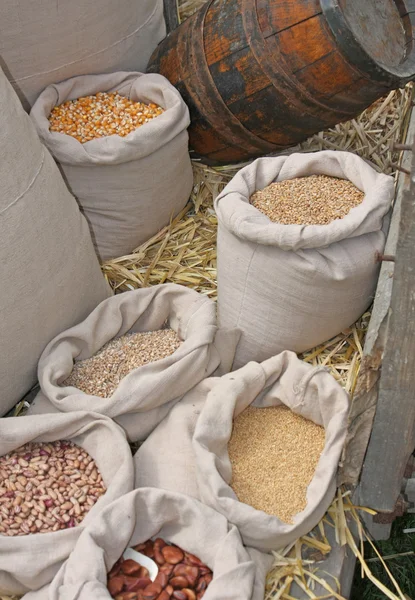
[
  {"x1": 0, "y1": 66, "x2": 111, "y2": 416},
  {"x1": 0, "y1": 0, "x2": 166, "y2": 110}
]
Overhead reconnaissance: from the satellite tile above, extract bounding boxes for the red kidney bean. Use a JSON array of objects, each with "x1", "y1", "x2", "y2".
[
  {"x1": 170, "y1": 576, "x2": 189, "y2": 590},
  {"x1": 121, "y1": 559, "x2": 142, "y2": 576},
  {"x1": 108, "y1": 576, "x2": 124, "y2": 596},
  {"x1": 161, "y1": 546, "x2": 184, "y2": 565}
]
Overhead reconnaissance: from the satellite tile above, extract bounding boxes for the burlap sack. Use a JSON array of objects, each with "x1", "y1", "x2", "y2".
[
  {"x1": 215, "y1": 151, "x2": 393, "y2": 368},
  {"x1": 22, "y1": 488, "x2": 262, "y2": 600},
  {"x1": 193, "y1": 351, "x2": 350, "y2": 551},
  {"x1": 0, "y1": 412, "x2": 134, "y2": 596},
  {"x1": 0, "y1": 66, "x2": 110, "y2": 417},
  {"x1": 33, "y1": 284, "x2": 239, "y2": 442},
  {"x1": 0, "y1": 0, "x2": 165, "y2": 110},
  {"x1": 133, "y1": 379, "x2": 274, "y2": 599},
  {"x1": 30, "y1": 72, "x2": 193, "y2": 261}
]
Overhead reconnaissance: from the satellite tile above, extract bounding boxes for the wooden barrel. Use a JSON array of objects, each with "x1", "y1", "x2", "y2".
[{"x1": 148, "y1": 0, "x2": 415, "y2": 165}]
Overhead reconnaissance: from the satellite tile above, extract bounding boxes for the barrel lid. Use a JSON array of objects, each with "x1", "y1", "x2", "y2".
[{"x1": 320, "y1": 0, "x2": 415, "y2": 85}]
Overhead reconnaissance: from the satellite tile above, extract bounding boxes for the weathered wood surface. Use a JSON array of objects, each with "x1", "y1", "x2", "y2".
[
  {"x1": 339, "y1": 112, "x2": 415, "y2": 489},
  {"x1": 358, "y1": 164, "x2": 415, "y2": 514},
  {"x1": 154, "y1": 0, "x2": 414, "y2": 164},
  {"x1": 163, "y1": 0, "x2": 179, "y2": 33}
]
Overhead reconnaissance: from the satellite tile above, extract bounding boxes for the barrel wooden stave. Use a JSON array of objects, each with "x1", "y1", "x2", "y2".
[{"x1": 150, "y1": 0, "x2": 415, "y2": 164}]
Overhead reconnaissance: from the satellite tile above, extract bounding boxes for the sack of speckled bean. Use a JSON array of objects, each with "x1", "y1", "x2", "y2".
[
  {"x1": 21, "y1": 488, "x2": 259, "y2": 600},
  {"x1": 215, "y1": 150, "x2": 393, "y2": 368},
  {"x1": 30, "y1": 71, "x2": 193, "y2": 261},
  {"x1": 31, "y1": 284, "x2": 239, "y2": 442},
  {"x1": 0, "y1": 412, "x2": 134, "y2": 596},
  {"x1": 192, "y1": 351, "x2": 349, "y2": 551}
]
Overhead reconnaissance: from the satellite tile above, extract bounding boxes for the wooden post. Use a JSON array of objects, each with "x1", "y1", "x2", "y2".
[{"x1": 359, "y1": 148, "x2": 415, "y2": 514}]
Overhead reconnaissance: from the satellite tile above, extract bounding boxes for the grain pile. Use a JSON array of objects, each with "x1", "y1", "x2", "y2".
[
  {"x1": 0, "y1": 441, "x2": 106, "y2": 536},
  {"x1": 48, "y1": 92, "x2": 164, "y2": 143},
  {"x1": 251, "y1": 175, "x2": 364, "y2": 226},
  {"x1": 63, "y1": 329, "x2": 182, "y2": 398},
  {"x1": 228, "y1": 406, "x2": 326, "y2": 524}
]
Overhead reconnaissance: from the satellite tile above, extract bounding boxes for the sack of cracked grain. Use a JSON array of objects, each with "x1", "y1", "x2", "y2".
[
  {"x1": 0, "y1": 412, "x2": 134, "y2": 596},
  {"x1": 134, "y1": 352, "x2": 349, "y2": 552},
  {"x1": 31, "y1": 284, "x2": 240, "y2": 442},
  {"x1": 192, "y1": 351, "x2": 349, "y2": 551},
  {"x1": 21, "y1": 488, "x2": 263, "y2": 600},
  {"x1": 0, "y1": 65, "x2": 110, "y2": 417},
  {"x1": 30, "y1": 72, "x2": 193, "y2": 261},
  {"x1": 214, "y1": 150, "x2": 393, "y2": 368},
  {"x1": 0, "y1": 0, "x2": 165, "y2": 110}
]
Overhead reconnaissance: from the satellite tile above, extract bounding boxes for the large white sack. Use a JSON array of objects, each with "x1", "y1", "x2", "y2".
[
  {"x1": 0, "y1": 0, "x2": 165, "y2": 110},
  {"x1": 214, "y1": 151, "x2": 393, "y2": 368},
  {"x1": 21, "y1": 488, "x2": 261, "y2": 600},
  {"x1": 0, "y1": 412, "x2": 134, "y2": 596},
  {"x1": 32, "y1": 284, "x2": 240, "y2": 442},
  {"x1": 30, "y1": 72, "x2": 193, "y2": 261},
  {"x1": 0, "y1": 66, "x2": 111, "y2": 416}
]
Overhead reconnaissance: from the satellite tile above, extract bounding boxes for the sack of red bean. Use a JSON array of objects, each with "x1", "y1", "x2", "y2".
[
  {"x1": 21, "y1": 488, "x2": 260, "y2": 600},
  {"x1": 214, "y1": 150, "x2": 393, "y2": 368},
  {"x1": 31, "y1": 284, "x2": 239, "y2": 442},
  {"x1": 0, "y1": 412, "x2": 134, "y2": 596},
  {"x1": 30, "y1": 71, "x2": 193, "y2": 262},
  {"x1": 135, "y1": 352, "x2": 349, "y2": 552}
]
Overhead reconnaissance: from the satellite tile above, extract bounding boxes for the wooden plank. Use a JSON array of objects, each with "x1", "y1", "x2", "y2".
[
  {"x1": 359, "y1": 148, "x2": 415, "y2": 513},
  {"x1": 163, "y1": 0, "x2": 180, "y2": 33},
  {"x1": 339, "y1": 108, "x2": 415, "y2": 489}
]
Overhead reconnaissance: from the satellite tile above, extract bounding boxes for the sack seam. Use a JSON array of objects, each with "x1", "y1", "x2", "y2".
[
  {"x1": 235, "y1": 244, "x2": 258, "y2": 329},
  {"x1": 9, "y1": 3, "x2": 162, "y2": 83},
  {"x1": 0, "y1": 148, "x2": 45, "y2": 216}
]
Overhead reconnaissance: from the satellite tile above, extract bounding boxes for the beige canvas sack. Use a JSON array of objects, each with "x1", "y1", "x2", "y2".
[
  {"x1": 33, "y1": 284, "x2": 240, "y2": 442},
  {"x1": 0, "y1": 412, "x2": 134, "y2": 596},
  {"x1": 22, "y1": 488, "x2": 263, "y2": 600},
  {"x1": 0, "y1": 66, "x2": 110, "y2": 417},
  {"x1": 134, "y1": 353, "x2": 349, "y2": 552},
  {"x1": 215, "y1": 151, "x2": 393, "y2": 368},
  {"x1": 192, "y1": 351, "x2": 350, "y2": 551},
  {"x1": 0, "y1": 0, "x2": 165, "y2": 110},
  {"x1": 133, "y1": 378, "x2": 273, "y2": 599},
  {"x1": 30, "y1": 72, "x2": 193, "y2": 261}
]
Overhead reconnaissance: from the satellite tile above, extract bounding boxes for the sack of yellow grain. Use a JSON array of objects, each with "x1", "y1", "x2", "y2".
[
  {"x1": 30, "y1": 284, "x2": 240, "y2": 442},
  {"x1": 30, "y1": 72, "x2": 193, "y2": 261},
  {"x1": 21, "y1": 488, "x2": 265, "y2": 600},
  {"x1": 135, "y1": 351, "x2": 349, "y2": 552},
  {"x1": 0, "y1": 65, "x2": 110, "y2": 417},
  {"x1": 215, "y1": 150, "x2": 393, "y2": 368},
  {"x1": 0, "y1": 412, "x2": 133, "y2": 596},
  {"x1": 0, "y1": 0, "x2": 165, "y2": 110}
]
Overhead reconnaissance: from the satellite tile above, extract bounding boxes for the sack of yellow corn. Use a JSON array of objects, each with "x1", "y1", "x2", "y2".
[{"x1": 30, "y1": 72, "x2": 193, "y2": 262}]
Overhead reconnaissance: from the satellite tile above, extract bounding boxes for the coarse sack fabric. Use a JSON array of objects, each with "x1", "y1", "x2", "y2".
[
  {"x1": 30, "y1": 72, "x2": 193, "y2": 262},
  {"x1": 33, "y1": 284, "x2": 240, "y2": 442},
  {"x1": 0, "y1": 66, "x2": 110, "y2": 417},
  {"x1": 0, "y1": 0, "x2": 165, "y2": 110},
  {"x1": 22, "y1": 488, "x2": 260, "y2": 600},
  {"x1": 135, "y1": 352, "x2": 349, "y2": 552},
  {"x1": 132, "y1": 378, "x2": 272, "y2": 599},
  {"x1": 0, "y1": 412, "x2": 134, "y2": 596},
  {"x1": 215, "y1": 151, "x2": 394, "y2": 368}
]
